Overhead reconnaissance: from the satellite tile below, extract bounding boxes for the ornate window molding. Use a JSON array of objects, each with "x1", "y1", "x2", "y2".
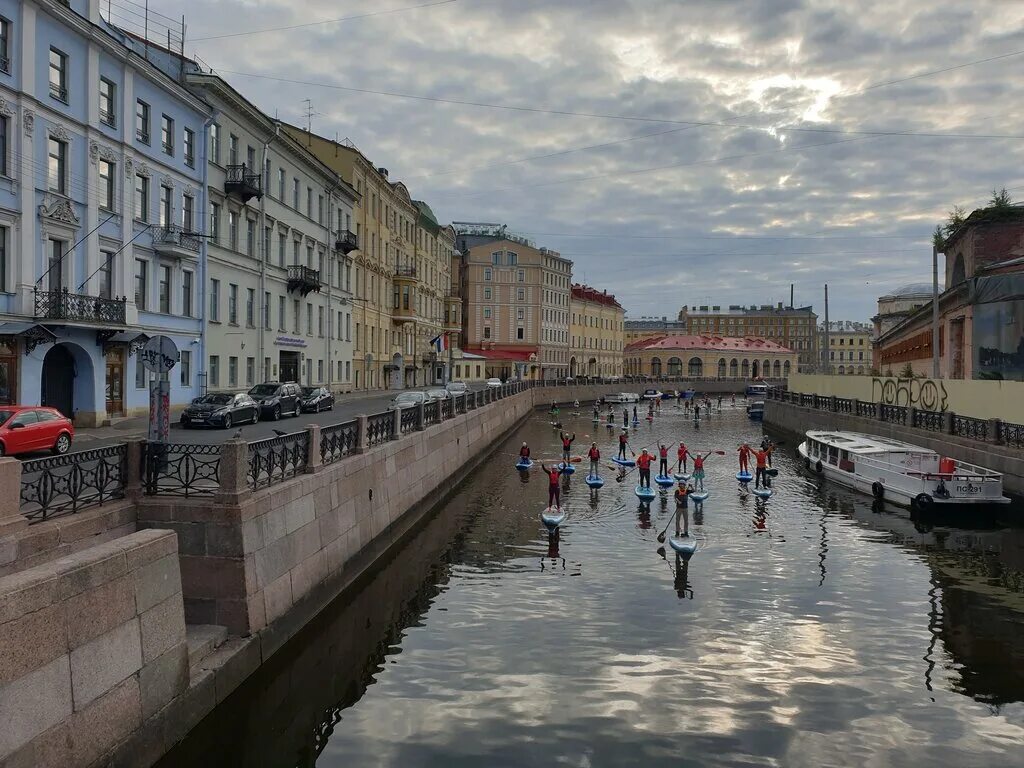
[
  {"x1": 47, "y1": 122, "x2": 71, "y2": 142},
  {"x1": 0, "y1": 98, "x2": 14, "y2": 119},
  {"x1": 23, "y1": 109, "x2": 34, "y2": 136},
  {"x1": 89, "y1": 140, "x2": 119, "y2": 165}
]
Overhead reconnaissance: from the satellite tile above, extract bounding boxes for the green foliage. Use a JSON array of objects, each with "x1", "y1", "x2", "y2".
[
  {"x1": 932, "y1": 224, "x2": 945, "y2": 250},
  {"x1": 899, "y1": 362, "x2": 915, "y2": 378},
  {"x1": 943, "y1": 205, "x2": 967, "y2": 238},
  {"x1": 990, "y1": 187, "x2": 1013, "y2": 209}
]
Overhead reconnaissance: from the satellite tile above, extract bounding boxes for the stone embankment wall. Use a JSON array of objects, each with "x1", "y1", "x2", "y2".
[{"x1": 764, "y1": 399, "x2": 1024, "y2": 496}]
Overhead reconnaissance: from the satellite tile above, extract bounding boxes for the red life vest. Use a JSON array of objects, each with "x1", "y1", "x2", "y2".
[
  {"x1": 547, "y1": 469, "x2": 560, "y2": 485},
  {"x1": 520, "y1": 446, "x2": 530, "y2": 457},
  {"x1": 678, "y1": 445, "x2": 688, "y2": 459},
  {"x1": 659, "y1": 447, "x2": 668, "y2": 459},
  {"x1": 755, "y1": 451, "x2": 768, "y2": 468},
  {"x1": 562, "y1": 437, "x2": 572, "y2": 449},
  {"x1": 588, "y1": 447, "x2": 600, "y2": 460},
  {"x1": 637, "y1": 454, "x2": 653, "y2": 470},
  {"x1": 619, "y1": 434, "x2": 628, "y2": 445},
  {"x1": 693, "y1": 456, "x2": 704, "y2": 469}
]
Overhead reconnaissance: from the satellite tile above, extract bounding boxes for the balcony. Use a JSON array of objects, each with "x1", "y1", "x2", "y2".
[
  {"x1": 34, "y1": 288, "x2": 126, "y2": 326},
  {"x1": 393, "y1": 264, "x2": 418, "y2": 283},
  {"x1": 152, "y1": 225, "x2": 201, "y2": 260},
  {"x1": 335, "y1": 230, "x2": 358, "y2": 255},
  {"x1": 225, "y1": 164, "x2": 263, "y2": 203},
  {"x1": 286, "y1": 265, "x2": 321, "y2": 296}
]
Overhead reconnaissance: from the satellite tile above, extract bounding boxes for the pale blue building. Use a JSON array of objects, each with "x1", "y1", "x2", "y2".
[{"x1": 0, "y1": 0, "x2": 209, "y2": 426}]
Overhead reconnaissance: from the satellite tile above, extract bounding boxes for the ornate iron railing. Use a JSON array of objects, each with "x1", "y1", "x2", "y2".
[
  {"x1": 400, "y1": 407, "x2": 418, "y2": 435},
  {"x1": 800, "y1": 393, "x2": 813, "y2": 407},
  {"x1": 152, "y1": 225, "x2": 202, "y2": 254},
  {"x1": 952, "y1": 415, "x2": 988, "y2": 441},
  {"x1": 34, "y1": 287, "x2": 127, "y2": 324},
  {"x1": 880, "y1": 404, "x2": 907, "y2": 425},
  {"x1": 834, "y1": 397, "x2": 853, "y2": 414},
  {"x1": 912, "y1": 409, "x2": 944, "y2": 432},
  {"x1": 455, "y1": 393, "x2": 468, "y2": 414},
  {"x1": 439, "y1": 398, "x2": 452, "y2": 420},
  {"x1": 366, "y1": 412, "x2": 394, "y2": 447},
  {"x1": 321, "y1": 420, "x2": 358, "y2": 465},
  {"x1": 856, "y1": 401, "x2": 875, "y2": 418},
  {"x1": 423, "y1": 400, "x2": 439, "y2": 426},
  {"x1": 1003, "y1": 421, "x2": 1024, "y2": 449},
  {"x1": 143, "y1": 442, "x2": 220, "y2": 497},
  {"x1": 20, "y1": 445, "x2": 126, "y2": 523},
  {"x1": 248, "y1": 431, "x2": 309, "y2": 489}
]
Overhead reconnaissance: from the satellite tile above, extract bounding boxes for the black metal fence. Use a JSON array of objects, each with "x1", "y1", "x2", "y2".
[
  {"x1": 143, "y1": 442, "x2": 221, "y2": 497},
  {"x1": 423, "y1": 401, "x2": 439, "y2": 426},
  {"x1": 248, "y1": 431, "x2": 309, "y2": 489},
  {"x1": 20, "y1": 444, "x2": 126, "y2": 523},
  {"x1": 365, "y1": 412, "x2": 394, "y2": 447},
  {"x1": 321, "y1": 421, "x2": 358, "y2": 465},
  {"x1": 952, "y1": 415, "x2": 988, "y2": 441},
  {"x1": 400, "y1": 407, "x2": 418, "y2": 435}
]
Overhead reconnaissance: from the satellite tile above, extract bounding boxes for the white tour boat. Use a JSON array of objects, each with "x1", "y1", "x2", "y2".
[{"x1": 798, "y1": 430, "x2": 1010, "y2": 510}]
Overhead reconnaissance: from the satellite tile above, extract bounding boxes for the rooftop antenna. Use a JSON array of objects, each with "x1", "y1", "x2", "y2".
[{"x1": 302, "y1": 99, "x2": 315, "y2": 135}]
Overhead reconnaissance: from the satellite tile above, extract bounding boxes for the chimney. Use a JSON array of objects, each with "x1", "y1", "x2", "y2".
[{"x1": 378, "y1": 167, "x2": 389, "y2": 179}]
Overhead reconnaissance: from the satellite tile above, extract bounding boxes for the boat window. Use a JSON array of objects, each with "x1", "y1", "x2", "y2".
[{"x1": 828, "y1": 445, "x2": 839, "y2": 465}]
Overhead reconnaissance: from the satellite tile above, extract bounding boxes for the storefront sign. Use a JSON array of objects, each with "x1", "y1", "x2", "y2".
[{"x1": 275, "y1": 336, "x2": 307, "y2": 348}]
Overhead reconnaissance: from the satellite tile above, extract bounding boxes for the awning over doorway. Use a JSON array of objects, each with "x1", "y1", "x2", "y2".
[
  {"x1": 0, "y1": 322, "x2": 57, "y2": 355},
  {"x1": 98, "y1": 330, "x2": 150, "y2": 356}
]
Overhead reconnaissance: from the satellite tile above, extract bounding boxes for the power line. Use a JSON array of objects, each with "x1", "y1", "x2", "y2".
[{"x1": 192, "y1": 0, "x2": 459, "y2": 42}]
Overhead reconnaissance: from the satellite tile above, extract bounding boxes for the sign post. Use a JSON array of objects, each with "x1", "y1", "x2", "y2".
[{"x1": 140, "y1": 335, "x2": 179, "y2": 476}]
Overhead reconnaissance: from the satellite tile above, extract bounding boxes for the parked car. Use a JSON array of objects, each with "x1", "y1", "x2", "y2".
[
  {"x1": 300, "y1": 386, "x2": 334, "y2": 413},
  {"x1": 389, "y1": 391, "x2": 432, "y2": 410},
  {"x1": 486, "y1": 378, "x2": 503, "y2": 388},
  {"x1": 427, "y1": 388, "x2": 451, "y2": 401},
  {"x1": 0, "y1": 406, "x2": 74, "y2": 456},
  {"x1": 248, "y1": 382, "x2": 302, "y2": 420},
  {"x1": 446, "y1": 381, "x2": 469, "y2": 394},
  {"x1": 181, "y1": 392, "x2": 258, "y2": 429}
]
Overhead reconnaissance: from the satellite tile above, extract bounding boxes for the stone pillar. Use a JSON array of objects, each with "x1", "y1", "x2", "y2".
[
  {"x1": 124, "y1": 438, "x2": 144, "y2": 501},
  {"x1": 392, "y1": 407, "x2": 402, "y2": 439},
  {"x1": 990, "y1": 418, "x2": 1003, "y2": 445},
  {"x1": 874, "y1": 401, "x2": 883, "y2": 421},
  {"x1": 813, "y1": 394, "x2": 819, "y2": 410},
  {"x1": 908, "y1": 406, "x2": 917, "y2": 429},
  {"x1": 851, "y1": 398, "x2": 860, "y2": 418},
  {"x1": 215, "y1": 439, "x2": 251, "y2": 505},
  {"x1": 830, "y1": 395, "x2": 837, "y2": 412},
  {"x1": 416, "y1": 402, "x2": 426, "y2": 429},
  {"x1": 306, "y1": 424, "x2": 322, "y2": 471},
  {"x1": 0, "y1": 456, "x2": 27, "y2": 536},
  {"x1": 356, "y1": 415, "x2": 369, "y2": 453},
  {"x1": 943, "y1": 410, "x2": 954, "y2": 434}
]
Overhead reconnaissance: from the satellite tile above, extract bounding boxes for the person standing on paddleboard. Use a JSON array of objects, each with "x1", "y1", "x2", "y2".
[
  {"x1": 692, "y1": 451, "x2": 715, "y2": 491},
  {"x1": 617, "y1": 430, "x2": 629, "y2": 460},
  {"x1": 540, "y1": 463, "x2": 562, "y2": 510},
  {"x1": 754, "y1": 447, "x2": 770, "y2": 488},
  {"x1": 519, "y1": 443, "x2": 530, "y2": 460},
  {"x1": 677, "y1": 442, "x2": 689, "y2": 472},
  {"x1": 637, "y1": 449, "x2": 654, "y2": 488},
  {"x1": 587, "y1": 443, "x2": 601, "y2": 478},
  {"x1": 560, "y1": 432, "x2": 576, "y2": 463},
  {"x1": 674, "y1": 482, "x2": 691, "y2": 536},
  {"x1": 632, "y1": 405, "x2": 638, "y2": 422},
  {"x1": 658, "y1": 444, "x2": 669, "y2": 477},
  {"x1": 738, "y1": 443, "x2": 751, "y2": 473},
  {"x1": 623, "y1": 408, "x2": 628, "y2": 428}
]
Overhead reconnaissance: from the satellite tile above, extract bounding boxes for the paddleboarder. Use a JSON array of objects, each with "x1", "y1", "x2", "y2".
[
  {"x1": 692, "y1": 450, "x2": 716, "y2": 491},
  {"x1": 677, "y1": 441, "x2": 689, "y2": 473},
  {"x1": 754, "y1": 446, "x2": 770, "y2": 489},
  {"x1": 540, "y1": 462, "x2": 562, "y2": 511},
  {"x1": 587, "y1": 442, "x2": 601, "y2": 478},
  {"x1": 519, "y1": 443, "x2": 531, "y2": 461},
  {"x1": 623, "y1": 408, "x2": 629, "y2": 428},
  {"x1": 636, "y1": 449, "x2": 654, "y2": 488},
  {"x1": 632, "y1": 405, "x2": 638, "y2": 422},
  {"x1": 738, "y1": 443, "x2": 751, "y2": 473},
  {"x1": 560, "y1": 432, "x2": 576, "y2": 463},
  {"x1": 617, "y1": 430, "x2": 630, "y2": 460},
  {"x1": 658, "y1": 444, "x2": 670, "y2": 477},
  {"x1": 674, "y1": 482, "x2": 692, "y2": 536}
]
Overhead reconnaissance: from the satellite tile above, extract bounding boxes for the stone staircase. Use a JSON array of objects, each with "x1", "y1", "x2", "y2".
[{"x1": 186, "y1": 624, "x2": 228, "y2": 672}]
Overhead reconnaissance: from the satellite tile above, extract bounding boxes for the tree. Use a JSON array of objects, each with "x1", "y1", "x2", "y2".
[
  {"x1": 899, "y1": 362, "x2": 915, "y2": 378},
  {"x1": 990, "y1": 187, "x2": 1013, "y2": 210},
  {"x1": 932, "y1": 224, "x2": 945, "y2": 250},
  {"x1": 943, "y1": 205, "x2": 967, "y2": 238}
]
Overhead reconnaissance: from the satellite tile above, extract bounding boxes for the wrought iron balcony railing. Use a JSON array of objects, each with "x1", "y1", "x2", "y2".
[
  {"x1": 34, "y1": 288, "x2": 127, "y2": 325},
  {"x1": 225, "y1": 163, "x2": 263, "y2": 202},
  {"x1": 286, "y1": 265, "x2": 321, "y2": 296},
  {"x1": 394, "y1": 264, "x2": 417, "y2": 278},
  {"x1": 152, "y1": 225, "x2": 201, "y2": 255},
  {"x1": 335, "y1": 229, "x2": 358, "y2": 254}
]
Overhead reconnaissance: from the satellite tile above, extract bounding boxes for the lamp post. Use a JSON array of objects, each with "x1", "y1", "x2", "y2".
[{"x1": 932, "y1": 244, "x2": 941, "y2": 379}]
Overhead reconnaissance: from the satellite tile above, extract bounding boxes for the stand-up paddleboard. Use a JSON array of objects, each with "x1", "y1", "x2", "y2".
[
  {"x1": 606, "y1": 422, "x2": 615, "y2": 430},
  {"x1": 632, "y1": 419, "x2": 640, "y2": 427},
  {"x1": 635, "y1": 484, "x2": 657, "y2": 501},
  {"x1": 674, "y1": 472, "x2": 691, "y2": 482},
  {"x1": 541, "y1": 508, "x2": 566, "y2": 528},
  {"x1": 736, "y1": 471, "x2": 753, "y2": 483},
  {"x1": 585, "y1": 474, "x2": 604, "y2": 488},
  {"x1": 655, "y1": 475, "x2": 675, "y2": 488},
  {"x1": 558, "y1": 462, "x2": 575, "y2": 475},
  {"x1": 612, "y1": 457, "x2": 636, "y2": 468},
  {"x1": 691, "y1": 490, "x2": 709, "y2": 503},
  {"x1": 669, "y1": 535, "x2": 698, "y2": 556},
  {"x1": 516, "y1": 459, "x2": 534, "y2": 471},
  {"x1": 753, "y1": 487, "x2": 773, "y2": 499}
]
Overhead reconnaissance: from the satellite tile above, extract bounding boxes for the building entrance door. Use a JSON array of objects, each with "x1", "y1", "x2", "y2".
[
  {"x1": 105, "y1": 347, "x2": 125, "y2": 416},
  {"x1": 279, "y1": 351, "x2": 300, "y2": 382},
  {"x1": 42, "y1": 345, "x2": 75, "y2": 419}
]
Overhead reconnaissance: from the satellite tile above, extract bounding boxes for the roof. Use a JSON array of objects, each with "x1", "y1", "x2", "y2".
[
  {"x1": 806, "y1": 431, "x2": 933, "y2": 456},
  {"x1": 943, "y1": 204, "x2": 1024, "y2": 250},
  {"x1": 571, "y1": 284, "x2": 622, "y2": 309},
  {"x1": 881, "y1": 282, "x2": 934, "y2": 299},
  {"x1": 462, "y1": 346, "x2": 537, "y2": 361},
  {"x1": 625, "y1": 334, "x2": 795, "y2": 353}
]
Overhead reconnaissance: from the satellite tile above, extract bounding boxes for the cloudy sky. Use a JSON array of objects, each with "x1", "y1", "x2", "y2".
[{"x1": 120, "y1": 0, "x2": 1024, "y2": 321}]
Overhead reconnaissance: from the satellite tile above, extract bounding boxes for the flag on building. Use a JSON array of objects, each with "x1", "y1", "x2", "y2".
[{"x1": 431, "y1": 333, "x2": 449, "y2": 353}]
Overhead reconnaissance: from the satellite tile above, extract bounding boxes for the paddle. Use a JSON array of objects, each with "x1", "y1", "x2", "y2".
[{"x1": 656, "y1": 513, "x2": 676, "y2": 544}]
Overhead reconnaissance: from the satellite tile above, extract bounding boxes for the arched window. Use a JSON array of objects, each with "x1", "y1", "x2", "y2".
[
  {"x1": 857, "y1": 366, "x2": 864, "y2": 375},
  {"x1": 751, "y1": 360, "x2": 759, "y2": 378},
  {"x1": 718, "y1": 358, "x2": 726, "y2": 378},
  {"x1": 741, "y1": 359, "x2": 750, "y2": 378},
  {"x1": 650, "y1": 357, "x2": 662, "y2": 377},
  {"x1": 783, "y1": 360, "x2": 791, "y2": 376},
  {"x1": 764, "y1": 360, "x2": 771, "y2": 379},
  {"x1": 688, "y1": 357, "x2": 703, "y2": 376},
  {"x1": 729, "y1": 358, "x2": 739, "y2": 378},
  {"x1": 773, "y1": 360, "x2": 781, "y2": 378},
  {"x1": 838, "y1": 365, "x2": 845, "y2": 374},
  {"x1": 667, "y1": 357, "x2": 682, "y2": 376}
]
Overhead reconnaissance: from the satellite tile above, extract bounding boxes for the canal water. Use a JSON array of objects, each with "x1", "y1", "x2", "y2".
[{"x1": 160, "y1": 403, "x2": 1024, "y2": 767}]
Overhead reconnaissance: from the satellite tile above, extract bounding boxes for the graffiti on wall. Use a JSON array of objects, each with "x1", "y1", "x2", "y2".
[{"x1": 871, "y1": 377, "x2": 949, "y2": 411}]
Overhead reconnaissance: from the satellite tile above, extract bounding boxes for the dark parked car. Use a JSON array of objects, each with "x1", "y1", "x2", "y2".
[
  {"x1": 180, "y1": 392, "x2": 259, "y2": 429},
  {"x1": 300, "y1": 386, "x2": 334, "y2": 413},
  {"x1": 248, "y1": 382, "x2": 302, "y2": 420},
  {"x1": 0, "y1": 406, "x2": 74, "y2": 456}
]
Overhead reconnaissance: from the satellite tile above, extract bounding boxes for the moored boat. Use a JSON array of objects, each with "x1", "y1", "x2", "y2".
[{"x1": 798, "y1": 430, "x2": 1010, "y2": 510}]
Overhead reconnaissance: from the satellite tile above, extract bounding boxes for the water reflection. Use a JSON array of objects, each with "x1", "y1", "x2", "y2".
[{"x1": 160, "y1": 410, "x2": 1024, "y2": 768}]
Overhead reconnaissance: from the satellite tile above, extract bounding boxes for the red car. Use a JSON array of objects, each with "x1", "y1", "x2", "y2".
[{"x1": 0, "y1": 406, "x2": 74, "y2": 457}]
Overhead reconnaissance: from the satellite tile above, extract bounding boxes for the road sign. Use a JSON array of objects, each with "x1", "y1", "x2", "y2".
[{"x1": 140, "y1": 335, "x2": 178, "y2": 373}]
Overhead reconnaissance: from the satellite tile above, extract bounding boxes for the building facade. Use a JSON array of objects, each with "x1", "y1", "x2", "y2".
[
  {"x1": 625, "y1": 335, "x2": 797, "y2": 379},
  {"x1": 180, "y1": 75, "x2": 356, "y2": 395},
  {"x1": 0, "y1": 0, "x2": 210, "y2": 425},
  {"x1": 624, "y1": 316, "x2": 687, "y2": 345},
  {"x1": 460, "y1": 236, "x2": 572, "y2": 380},
  {"x1": 820, "y1": 320, "x2": 873, "y2": 375},
  {"x1": 569, "y1": 284, "x2": 624, "y2": 377}
]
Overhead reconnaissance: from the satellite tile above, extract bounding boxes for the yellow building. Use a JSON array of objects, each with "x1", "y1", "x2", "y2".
[
  {"x1": 569, "y1": 284, "x2": 625, "y2": 377},
  {"x1": 625, "y1": 335, "x2": 797, "y2": 379},
  {"x1": 820, "y1": 321, "x2": 874, "y2": 375}
]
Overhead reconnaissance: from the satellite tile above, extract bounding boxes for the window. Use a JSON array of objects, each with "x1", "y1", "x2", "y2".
[
  {"x1": 246, "y1": 357, "x2": 255, "y2": 386},
  {"x1": 48, "y1": 48, "x2": 67, "y2": 102},
  {"x1": 182, "y1": 271, "x2": 193, "y2": 317},
  {"x1": 136, "y1": 100, "x2": 150, "y2": 143},
  {"x1": 484, "y1": 268, "x2": 491, "y2": 281},
  {"x1": 134, "y1": 258, "x2": 147, "y2": 310},
  {"x1": 317, "y1": 194, "x2": 324, "y2": 223},
  {"x1": 246, "y1": 219, "x2": 256, "y2": 257},
  {"x1": 484, "y1": 326, "x2": 491, "y2": 339},
  {"x1": 209, "y1": 278, "x2": 220, "y2": 321},
  {"x1": 293, "y1": 299, "x2": 300, "y2": 333},
  {"x1": 306, "y1": 303, "x2": 313, "y2": 335},
  {"x1": 228, "y1": 134, "x2": 238, "y2": 165},
  {"x1": 160, "y1": 115, "x2": 174, "y2": 155},
  {"x1": 517, "y1": 269, "x2": 524, "y2": 282},
  {"x1": 278, "y1": 296, "x2": 285, "y2": 329},
  {"x1": 263, "y1": 227, "x2": 271, "y2": 262},
  {"x1": 247, "y1": 145, "x2": 256, "y2": 170},
  {"x1": 484, "y1": 288, "x2": 491, "y2": 300},
  {"x1": 159, "y1": 185, "x2": 172, "y2": 227},
  {"x1": 135, "y1": 357, "x2": 147, "y2": 389},
  {"x1": 182, "y1": 194, "x2": 194, "y2": 231},
  {"x1": 246, "y1": 288, "x2": 255, "y2": 326},
  {"x1": 491, "y1": 251, "x2": 501, "y2": 265},
  {"x1": 47, "y1": 138, "x2": 66, "y2": 194},
  {"x1": 264, "y1": 291, "x2": 271, "y2": 329},
  {"x1": 98, "y1": 250, "x2": 114, "y2": 299},
  {"x1": 0, "y1": 18, "x2": 9, "y2": 75},
  {"x1": 307, "y1": 187, "x2": 313, "y2": 217},
  {"x1": 317, "y1": 360, "x2": 323, "y2": 381},
  {"x1": 517, "y1": 308, "x2": 524, "y2": 320},
  {"x1": 228, "y1": 357, "x2": 238, "y2": 386},
  {"x1": 209, "y1": 122, "x2": 220, "y2": 164},
  {"x1": 99, "y1": 159, "x2": 115, "y2": 210},
  {"x1": 507, "y1": 251, "x2": 518, "y2": 266},
  {"x1": 209, "y1": 202, "x2": 220, "y2": 243},
  {"x1": 293, "y1": 178, "x2": 300, "y2": 209},
  {"x1": 228, "y1": 283, "x2": 238, "y2": 324},
  {"x1": 318, "y1": 306, "x2": 324, "y2": 337},
  {"x1": 179, "y1": 350, "x2": 191, "y2": 387},
  {"x1": 183, "y1": 127, "x2": 195, "y2": 167},
  {"x1": 209, "y1": 356, "x2": 220, "y2": 388},
  {"x1": 228, "y1": 211, "x2": 238, "y2": 251},
  {"x1": 483, "y1": 307, "x2": 491, "y2": 319},
  {"x1": 158, "y1": 265, "x2": 171, "y2": 313},
  {"x1": 99, "y1": 78, "x2": 116, "y2": 126},
  {"x1": 517, "y1": 327, "x2": 525, "y2": 340},
  {"x1": 278, "y1": 232, "x2": 286, "y2": 266},
  {"x1": 517, "y1": 289, "x2": 524, "y2": 301},
  {"x1": 46, "y1": 239, "x2": 63, "y2": 292},
  {"x1": 134, "y1": 174, "x2": 149, "y2": 221},
  {"x1": 277, "y1": 168, "x2": 285, "y2": 199}
]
